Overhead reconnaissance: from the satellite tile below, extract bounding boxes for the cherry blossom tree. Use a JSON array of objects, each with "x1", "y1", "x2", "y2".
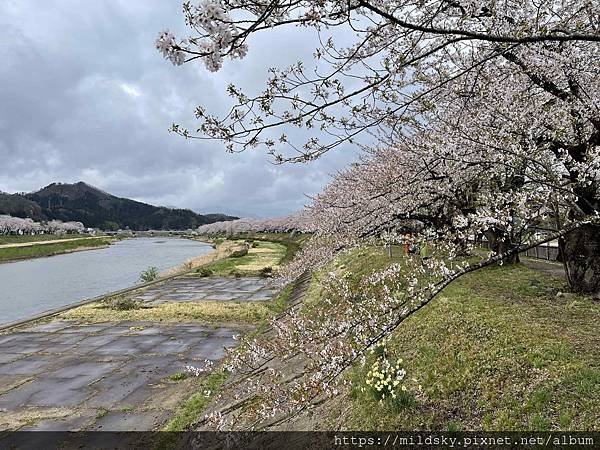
[
  {"x1": 157, "y1": 1, "x2": 598, "y2": 159},
  {"x1": 0, "y1": 215, "x2": 86, "y2": 235},
  {"x1": 158, "y1": 0, "x2": 600, "y2": 427},
  {"x1": 158, "y1": 0, "x2": 599, "y2": 290}
]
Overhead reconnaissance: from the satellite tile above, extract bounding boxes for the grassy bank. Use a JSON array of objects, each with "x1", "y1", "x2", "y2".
[
  {"x1": 314, "y1": 248, "x2": 600, "y2": 431},
  {"x1": 0, "y1": 237, "x2": 113, "y2": 262},
  {"x1": 0, "y1": 234, "x2": 88, "y2": 245},
  {"x1": 199, "y1": 232, "x2": 307, "y2": 266},
  {"x1": 163, "y1": 370, "x2": 229, "y2": 432},
  {"x1": 238, "y1": 232, "x2": 307, "y2": 264},
  {"x1": 197, "y1": 240, "x2": 287, "y2": 277}
]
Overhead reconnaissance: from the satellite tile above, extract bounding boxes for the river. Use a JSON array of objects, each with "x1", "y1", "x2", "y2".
[{"x1": 0, "y1": 237, "x2": 212, "y2": 326}]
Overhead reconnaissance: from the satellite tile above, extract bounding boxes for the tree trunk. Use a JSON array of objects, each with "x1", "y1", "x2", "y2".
[
  {"x1": 484, "y1": 229, "x2": 520, "y2": 264},
  {"x1": 556, "y1": 236, "x2": 565, "y2": 263},
  {"x1": 562, "y1": 224, "x2": 600, "y2": 295}
]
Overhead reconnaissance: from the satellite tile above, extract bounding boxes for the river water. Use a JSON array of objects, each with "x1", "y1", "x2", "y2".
[{"x1": 0, "y1": 237, "x2": 212, "y2": 326}]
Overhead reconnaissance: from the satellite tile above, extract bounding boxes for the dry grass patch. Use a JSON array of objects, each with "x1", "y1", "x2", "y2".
[
  {"x1": 58, "y1": 300, "x2": 272, "y2": 324},
  {"x1": 1, "y1": 407, "x2": 77, "y2": 430}
]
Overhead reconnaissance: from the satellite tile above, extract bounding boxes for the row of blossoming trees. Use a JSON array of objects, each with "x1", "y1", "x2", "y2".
[
  {"x1": 196, "y1": 213, "x2": 313, "y2": 235},
  {"x1": 159, "y1": 0, "x2": 600, "y2": 427},
  {"x1": 0, "y1": 215, "x2": 86, "y2": 235}
]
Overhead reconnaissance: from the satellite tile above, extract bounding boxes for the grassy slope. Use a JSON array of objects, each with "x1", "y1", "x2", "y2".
[
  {"x1": 335, "y1": 248, "x2": 600, "y2": 431},
  {"x1": 0, "y1": 237, "x2": 112, "y2": 262}
]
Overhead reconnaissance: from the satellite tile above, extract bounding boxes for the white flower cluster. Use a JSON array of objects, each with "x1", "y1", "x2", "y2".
[
  {"x1": 185, "y1": 359, "x2": 214, "y2": 376},
  {"x1": 156, "y1": 1, "x2": 249, "y2": 72},
  {"x1": 365, "y1": 357, "x2": 407, "y2": 402},
  {"x1": 155, "y1": 30, "x2": 185, "y2": 66}
]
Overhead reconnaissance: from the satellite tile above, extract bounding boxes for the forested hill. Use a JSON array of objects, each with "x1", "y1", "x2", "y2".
[
  {"x1": 0, "y1": 182, "x2": 237, "y2": 230},
  {"x1": 0, "y1": 192, "x2": 45, "y2": 221}
]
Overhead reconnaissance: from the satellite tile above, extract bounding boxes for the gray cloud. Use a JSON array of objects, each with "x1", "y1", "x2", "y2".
[{"x1": 0, "y1": 0, "x2": 359, "y2": 217}]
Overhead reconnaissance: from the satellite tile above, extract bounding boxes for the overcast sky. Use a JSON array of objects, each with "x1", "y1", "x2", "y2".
[{"x1": 0, "y1": 1, "x2": 359, "y2": 217}]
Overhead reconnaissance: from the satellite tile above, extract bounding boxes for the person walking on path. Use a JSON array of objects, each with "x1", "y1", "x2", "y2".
[{"x1": 403, "y1": 233, "x2": 412, "y2": 255}]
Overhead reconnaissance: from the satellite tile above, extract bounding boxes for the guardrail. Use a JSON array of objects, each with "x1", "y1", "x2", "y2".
[{"x1": 475, "y1": 239, "x2": 560, "y2": 261}]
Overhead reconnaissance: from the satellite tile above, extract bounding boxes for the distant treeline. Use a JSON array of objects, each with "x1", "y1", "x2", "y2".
[{"x1": 197, "y1": 213, "x2": 312, "y2": 235}]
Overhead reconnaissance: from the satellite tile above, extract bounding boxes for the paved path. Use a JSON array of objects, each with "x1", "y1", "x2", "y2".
[
  {"x1": 0, "y1": 276, "x2": 277, "y2": 431},
  {"x1": 132, "y1": 276, "x2": 279, "y2": 303},
  {"x1": 522, "y1": 257, "x2": 566, "y2": 281}
]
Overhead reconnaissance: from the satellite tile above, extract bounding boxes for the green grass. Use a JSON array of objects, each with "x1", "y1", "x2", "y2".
[
  {"x1": 0, "y1": 234, "x2": 90, "y2": 245},
  {"x1": 244, "y1": 233, "x2": 306, "y2": 264},
  {"x1": 339, "y1": 249, "x2": 600, "y2": 431},
  {"x1": 0, "y1": 237, "x2": 112, "y2": 262},
  {"x1": 267, "y1": 282, "x2": 294, "y2": 315},
  {"x1": 163, "y1": 370, "x2": 229, "y2": 431},
  {"x1": 200, "y1": 232, "x2": 307, "y2": 265},
  {"x1": 197, "y1": 240, "x2": 287, "y2": 276},
  {"x1": 169, "y1": 372, "x2": 189, "y2": 382},
  {"x1": 95, "y1": 408, "x2": 109, "y2": 420}
]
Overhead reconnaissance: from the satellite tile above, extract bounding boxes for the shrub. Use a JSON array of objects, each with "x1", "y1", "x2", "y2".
[
  {"x1": 259, "y1": 266, "x2": 273, "y2": 278},
  {"x1": 105, "y1": 296, "x2": 142, "y2": 311},
  {"x1": 197, "y1": 267, "x2": 214, "y2": 277},
  {"x1": 230, "y1": 247, "x2": 249, "y2": 258},
  {"x1": 140, "y1": 266, "x2": 159, "y2": 282},
  {"x1": 169, "y1": 372, "x2": 188, "y2": 381}
]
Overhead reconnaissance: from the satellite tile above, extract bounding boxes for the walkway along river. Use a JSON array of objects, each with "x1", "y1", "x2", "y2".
[{"x1": 0, "y1": 237, "x2": 212, "y2": 325}]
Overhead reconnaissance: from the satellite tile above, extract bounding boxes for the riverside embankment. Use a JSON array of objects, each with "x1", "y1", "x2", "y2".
[
  {"x1": 0, "y1": 238, "x2": 288, "y2": 435},
  {"x1": 0, "y1": 236, "x2": 114, "y2": 263},
  {"x1": 0, "y1": 237, "x2": 213, "y2": 325}
]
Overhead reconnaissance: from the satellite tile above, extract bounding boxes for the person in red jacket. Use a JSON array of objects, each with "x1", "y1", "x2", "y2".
[{"x1": 403, "y1": 233, "x2": 412, "y2": 255}]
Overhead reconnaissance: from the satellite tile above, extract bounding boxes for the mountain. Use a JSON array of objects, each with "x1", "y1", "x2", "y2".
[{"x1": 0, "y1": 182, "x2": 237, "y2": 230}]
